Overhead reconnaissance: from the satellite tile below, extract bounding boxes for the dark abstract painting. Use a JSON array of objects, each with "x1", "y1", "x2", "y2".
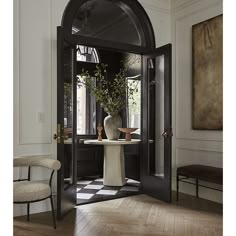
[{"x1": 192, "y1": 15, "x2": 223, "y2": 130}]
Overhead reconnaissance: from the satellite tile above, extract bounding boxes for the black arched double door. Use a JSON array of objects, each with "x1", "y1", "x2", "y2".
[{"x1": 56, "y1": 0, "x2": 172, "y2": 219}]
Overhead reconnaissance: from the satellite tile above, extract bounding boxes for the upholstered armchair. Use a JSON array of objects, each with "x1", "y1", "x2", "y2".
[{"x1": 13, "y1": 156, "x2": 61, "y2": 229}]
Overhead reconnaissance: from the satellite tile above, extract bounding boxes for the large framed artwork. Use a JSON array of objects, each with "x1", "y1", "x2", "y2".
[{"x1": 192, "y1": 14, "x2": 223, "y2": 130}]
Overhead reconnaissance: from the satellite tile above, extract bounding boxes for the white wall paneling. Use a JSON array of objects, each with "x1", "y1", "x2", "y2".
[
  {"x1": 176, "y1": 148, "x2": 222, "y2": 168},
  {"x1": 171, "y1": 0, "x2": 223, "y2": 203},
  {"x1": 18, "y1": 0, "x2": 52, "y2": 145},
  {"x1": 13, "y1": 0, "x2": 69, "y2": 216},
  {"x1": 174, "y1": 3, "x2": 223, "y2": 141}
]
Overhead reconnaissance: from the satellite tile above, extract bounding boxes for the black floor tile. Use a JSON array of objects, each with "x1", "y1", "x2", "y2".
[
  {"x1": 78, "y1": 189, "x2": 100, "y2": 194},
  {"x1": 77, "y1": 184, "x2": 87, "y2": 188},
  {"x1": 76, "y1": 177, "x2": 140, "y2": 205},
  {"x1": 89, "y1": 181, "x2": 104, "y2": 185}
]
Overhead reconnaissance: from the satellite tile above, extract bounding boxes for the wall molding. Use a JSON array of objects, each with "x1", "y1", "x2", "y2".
[
  {"x1": 13, "y1": 0, "x2": 20, "y2": 146},
  {"x1": 175, "y1": 147, "x2": 223, "y2": 154},
  {"x1": 175, "y1": 136, "x2": 223, "y2": 142},
  {"x1": 171, "y1": 0, "x2": 199, "y2": 13},
  {"x1": 17, "y1": 0, "x2": 52, "y2": 145},
  {"x1": 173, "y1": 0, "x2": 222, "y2": 20},
  {"x1": 173, "y1": 1, "x2": 223, "y2": 142},
  {"x1": 139, "y1": 0, "x2": 171, "y2": 14},
  {"x1": 175, "y1": 137, "x2": 223, "y2": 142},
  {"x1": 175, "y1": 141, "x2": 223, "y2": 153},
  {"x1": 49, "y1": 0, "x2": 53, "y2": 146},
  {"x1": 171, "y1": 0, "x2": 222, "y2": 14}
]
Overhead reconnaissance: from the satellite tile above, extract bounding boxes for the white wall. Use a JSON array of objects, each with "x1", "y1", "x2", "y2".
[
  {"x1": 13, "y1": 0, "x2": 69, "y2": 216},
  {"x1": 171, "y1": 0, "x2": 223, "y2": 203},
  {"x1": 139, "y1": 0, "x2": 171, "y2": 47}
]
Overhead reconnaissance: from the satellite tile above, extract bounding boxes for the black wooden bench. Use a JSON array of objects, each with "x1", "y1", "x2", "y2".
[{"x1": 176, "y1": 165, "x2": 223, "y2": 200}]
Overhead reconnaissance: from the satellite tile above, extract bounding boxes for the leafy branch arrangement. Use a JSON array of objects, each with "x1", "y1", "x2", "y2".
[{"x1": 77, "y1": 58, "x2": 140, "y2": 113}]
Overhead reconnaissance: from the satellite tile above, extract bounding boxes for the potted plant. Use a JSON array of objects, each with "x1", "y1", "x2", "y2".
[{"x1": 77, "y1": 58, "x2": 139, "y2": 140}]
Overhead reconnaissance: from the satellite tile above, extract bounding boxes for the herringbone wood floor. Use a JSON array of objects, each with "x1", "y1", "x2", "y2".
[{"x1": 14, "y1": 193, "x2": 222, "y2": 236}]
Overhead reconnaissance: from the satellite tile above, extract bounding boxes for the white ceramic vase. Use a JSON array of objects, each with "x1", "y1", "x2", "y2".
[{"x1": 104, "y1": 112, "x2": 122, "y2": 140}]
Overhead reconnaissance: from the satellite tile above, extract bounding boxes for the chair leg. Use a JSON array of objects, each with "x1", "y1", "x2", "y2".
[
  {"x1": 50, "y1": 196, "x2": 56, "y2": 229},
  {"x1": 196, "y1": 179, "x2": 199, "y2": 198},
  {"x1": 27, "y1": 203, "x2": 30, "y2": 221},
  {"x1": 176, "y1": 174, "x2": 179, "y2": 201}
]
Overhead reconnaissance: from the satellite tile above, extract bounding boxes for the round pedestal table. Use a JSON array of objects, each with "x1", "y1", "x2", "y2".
[{"x1": 84, "y1": 139, "x2": 140, "y2": 186}]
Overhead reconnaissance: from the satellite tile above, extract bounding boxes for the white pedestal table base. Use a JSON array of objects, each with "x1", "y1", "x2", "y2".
[
  {"x1": 84, "y1": 139, "x2": 140, "y2": 187},
  {"x1": 103, "y1": 145, "x2": 125, "y2": 186}
]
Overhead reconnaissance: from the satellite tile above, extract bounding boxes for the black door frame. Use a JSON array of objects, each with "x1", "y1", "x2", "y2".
[
  {"x1": 141, "y1": 44, "x2": 172, "y2": 202},
  {"x1": 57, "y1": 27, "x2": 78, "y2": 219},
  {"x1": 57, "y1": 0, "x2": 173, "y2": 218},
  {"x1": 61, "y1": 0, "x2": 156, "y2": 52}
]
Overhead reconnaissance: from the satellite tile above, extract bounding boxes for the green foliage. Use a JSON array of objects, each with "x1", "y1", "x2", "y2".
[
  {"x1": 77, "y1": 59, "x2": 139, "y2": 113},
  {"x1": 128, "y1": 80, "x2": 141, "y2": 114}
]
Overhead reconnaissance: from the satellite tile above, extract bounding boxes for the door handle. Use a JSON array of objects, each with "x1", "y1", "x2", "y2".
[
  {"x1": 54, "y1": 124, "x2": 64, "y2": 143},
  {"x1": 162, "y1": 131, "x2": 168, "y2": 138},
  {"x1": 162, "y1": 129, "x2": 173, "y2": 138},
  {"x1": 53, "y1": 133, "x2": 61, "y2": 143},
  {"x1": 53, "y1": 134, "x2": 64, "y2": 139}
]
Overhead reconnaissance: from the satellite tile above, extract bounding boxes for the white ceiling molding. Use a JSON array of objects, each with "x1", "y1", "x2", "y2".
[
  {"x1": 171, "y1": 0, "x2": 222, "y2": 15},
  {"x1": 171, "y1": 0, "x2": 200, "y2": 13},
  {"x1": 139, "y1": 0, "x2": 171, "y2": 14},
  {"x1": 171, "y1": 0, "x2": 222, "y2": 13}
]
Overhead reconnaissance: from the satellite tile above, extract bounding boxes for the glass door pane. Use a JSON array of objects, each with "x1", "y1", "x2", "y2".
[
  {"x1": 141, "y1": 44, "x2": 172, "y2": 202},
  {"x1": 63, "y1": 46, "x2": 74, "y2": 188},
  {"x1": 148, "y1": 55, "x2": 165, "y2": 178},
  {"x1": 72, "y1": 0, "x2": 142, "y2": 46},
  {"x1": 127, "y1": 78, "x2": 141, "y2": 134},
  {"x1": 57, "y1": 27, "x2": 77, "y2": 218}
]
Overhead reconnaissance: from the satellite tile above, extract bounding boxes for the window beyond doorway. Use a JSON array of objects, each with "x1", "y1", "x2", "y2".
[
  {"x1": 76, "y1": 45, "x2": 99, "y2": 63},
  {"x1": 76, "y1": 45, "x2": 99, "y2": 135},
  {"x1": 127, "y1": 77, "x2": 141, "y2": 134}
]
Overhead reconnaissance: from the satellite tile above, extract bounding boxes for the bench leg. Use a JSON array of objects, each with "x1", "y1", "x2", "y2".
[
  {"x1": 196, "y1": 179, "x2": 199, "y2": 198},
  {"x1": 27, "y1": 203, "x2": 30, "y2": 221},
  {"x1": 176, "y1": 174, "x2": 179, "y2": 201}
]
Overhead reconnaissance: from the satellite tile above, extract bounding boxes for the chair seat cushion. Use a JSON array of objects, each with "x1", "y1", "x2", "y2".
[{"x1": 14, "y1": 181, "x2": 51, "y2": 202}]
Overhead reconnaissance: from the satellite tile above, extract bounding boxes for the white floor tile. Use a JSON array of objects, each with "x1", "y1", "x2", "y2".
[
  {"x1": 96, "y1": 190, "x2": 118, "y2": 195},
  {"x1": 127, "y1": 179, "x2": 140, "y2": 184},
  {"x1": 84, "y1": 185, "x2": 104, "y2": 190},
  {"x1": 94, "y1": 178, "x2": 103, "y2": 182},
  {"x1": 77, "y1": 180, "x2": 93, "y2": 185},
  {"x1": 120, "y1": 186, "x2": 139, "y2": 192},
  {"x1": 77, "y1": 193, "x2": 94, "y2": 199}
]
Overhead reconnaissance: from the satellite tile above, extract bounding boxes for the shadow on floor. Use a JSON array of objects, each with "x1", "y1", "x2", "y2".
[{"x1": 172, "y1": 191, "x2": 223, "y2": 214}]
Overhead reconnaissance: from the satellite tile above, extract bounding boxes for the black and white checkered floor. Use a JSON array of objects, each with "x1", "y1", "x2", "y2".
[{"x1": 77, "y1": 177, "x2": 140, "y2": 205}]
